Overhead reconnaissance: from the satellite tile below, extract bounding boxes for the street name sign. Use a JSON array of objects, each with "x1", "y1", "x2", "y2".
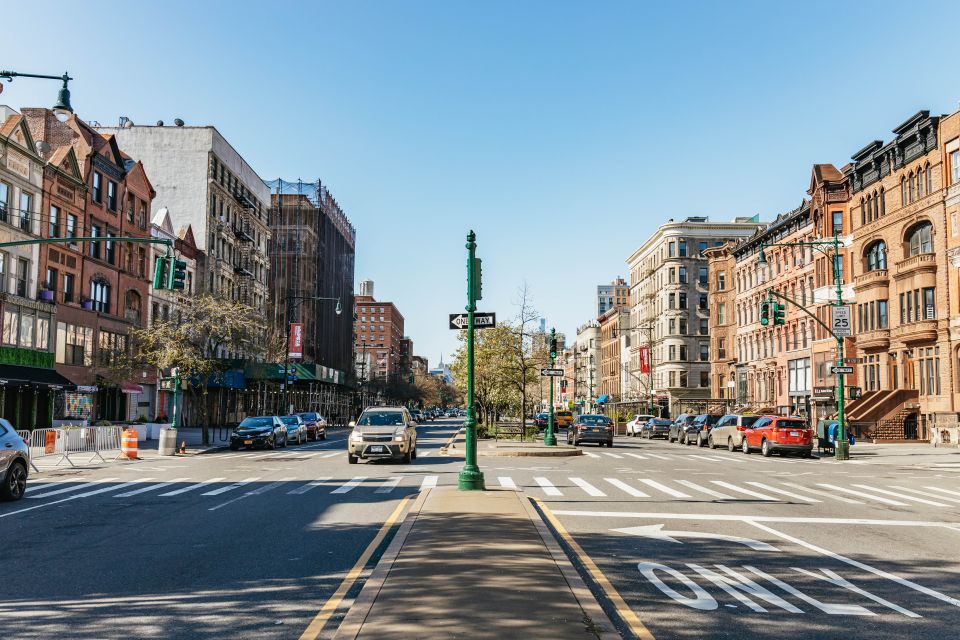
[
  {"x1": 831, "y1": 306, "x2": 852, "y2": 338},
  {"x1": 449, "y1": 312, "x2": 496, "y2": 330},
  {"x1": 812, "y1": 386, "x2": 835, "y2": 400},
  {"x1": 830, "y1": 365, "x2": 854, "y2": 375},
  {"x1": 540, "y1": 368, "x2": 564, "y2": 377}
]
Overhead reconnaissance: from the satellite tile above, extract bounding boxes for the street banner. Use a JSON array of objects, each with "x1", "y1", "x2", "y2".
[
  {"x1": 638, "y1": 346, "x2": 650, "y2": 374},
  {"x1": 288, "y1": 323, "x2": 304, "y2": 358}
]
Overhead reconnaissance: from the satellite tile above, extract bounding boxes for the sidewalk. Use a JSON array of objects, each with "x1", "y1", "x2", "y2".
[{"x1": 334, "y1": 487, "x2": 618, "y2": 639}]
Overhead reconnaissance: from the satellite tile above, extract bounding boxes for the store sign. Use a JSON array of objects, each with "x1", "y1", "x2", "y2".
[
  {"x1": 288, "y1": 323, "x2": 304, "y2": 358},
  {"x1": 812, "y1": 386, "x2": 835, "y2": 400},
  {"x1": 638, "y1": 346, "x2": 651, "y2": 374}
]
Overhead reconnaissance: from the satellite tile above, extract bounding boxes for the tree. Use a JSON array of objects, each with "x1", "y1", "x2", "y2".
[
  {"x1": 504, "y1": 282, "x2": 541, "y2": 427},
  {"x1": 131, "y1": 295, "x2": 265, "y2": 444}
]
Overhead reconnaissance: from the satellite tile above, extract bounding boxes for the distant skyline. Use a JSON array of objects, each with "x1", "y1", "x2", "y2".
[{"x1": 4, "y1": 0, "x2": 960, "y2": 365}]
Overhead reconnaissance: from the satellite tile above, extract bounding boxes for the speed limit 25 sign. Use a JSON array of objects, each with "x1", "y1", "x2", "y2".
[{"x1": 831, "y1": 306, "x2": 851, "y2": 338}]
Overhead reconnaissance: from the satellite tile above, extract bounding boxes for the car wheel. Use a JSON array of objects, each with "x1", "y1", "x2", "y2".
[
  {"x1": 268, "y1": 437, "x2": 277, "y2": 450},
  {"x1": 728, "y1": 437, "x2": 735, "y2": 452},
  {"x1": 320, "y1": 431, "x2": 326, "y2": 440},
  {"x1": 608, "y1": 440, "x2": 614, "y2": 448},
  {"x1": 402, "y1": 450, "x2": 412, "y2": 463},
  {"x1": 1, "y1": 460, "x2": 27, "y2": 501},
  {"x1": 742, "y1": 438, "x2": 750, "y2": 454},
  {"x1": 229, "y1": 444, "x2": 239, "y2": 451},
  {"x1": 801, "y1": 450, "x2": 811, "y2": 459},
  {"x1": 761, "y1": 439, "x2": 772, "y2": 457},
  {"x1": 706, "y1": 436, "x2": 713, "y2": 449},
  {"x1": 412, "y1": 446, "x2": 417, "y2": 460},
  {"x1": 348, "y1": 453, "x2": 358, "y2": 464}
]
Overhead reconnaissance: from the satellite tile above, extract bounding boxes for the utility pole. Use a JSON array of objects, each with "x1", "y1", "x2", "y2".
[
  {"x1": 545, "y1": 328, "x2": 558, "y2": 446},
  {"x1": 458, "y1": 230, "x2": 485, "y2": 490}
]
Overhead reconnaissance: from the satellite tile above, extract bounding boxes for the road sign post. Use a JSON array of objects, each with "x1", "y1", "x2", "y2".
[
  {"x1": 458, "y1": 230, "x2": 485, "y2": 491},
  {"x1": 449, "y1": 312, "x2": 495, "y2": 330}
]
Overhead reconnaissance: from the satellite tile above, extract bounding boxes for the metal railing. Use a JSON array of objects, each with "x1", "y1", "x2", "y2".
[{"x1": 25, "y1": 426, "x2": 123, "y2": 469}]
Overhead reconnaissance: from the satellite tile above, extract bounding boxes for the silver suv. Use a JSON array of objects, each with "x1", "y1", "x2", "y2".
[
  {"x1": 348, "y1": 407, "x2": 418, "y2": 464},
  {"x1": 708, "y1": 414, "x2": 762, "y2": 451},
  {"x1": 1, "y1": 419, "x2": 29, "y2": 501}
]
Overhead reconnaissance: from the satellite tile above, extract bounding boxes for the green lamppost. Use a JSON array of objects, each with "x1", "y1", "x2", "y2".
[
  {"x1": 458, "y1": 230, "x2": 485, "y2": 490},
  {"x1": 544, "y1": 327, "x2": 558, "y2": 446},
  {"x1": 0, "y1": 70, "x2": 74, "y2": 122}
]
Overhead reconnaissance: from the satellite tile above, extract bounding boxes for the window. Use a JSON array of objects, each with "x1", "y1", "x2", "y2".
[
  {"x1": 669, "y1": 293, "x2": 675, "y2": 309},
  {"x1": 878, "y1": 300, "x2": 888, "y2": 329},
  {"x1": 92, "y1": 172, "x2": 103, "y2": 203},
  {"x1": 923, "y1": 287, "x2": 935, "y2": 320},
  {"x1": 700, "y1": 371, "x2": 709, "y2": 387},
  {"x1": 788, "y1": 358, "x2": 811, "y2": 393},
  {"x1": 138, "y1": 201, "x2": 147, "y2": 229},
  {"x1": 98, "y1": 330, "x2": 128, "y2": 365},
  {"x1": 90, "y1": 224, "x2": 101, "y2": 259},
  {"x1": 48, "y1": 205, "x2": 60, "y2": 237},
  {"x1": 865, "y1": 241, "x2": 887, "y2": 271},
  {"x1": 66, "y1": 214, "x2": 77, "y2": 239},
  {"x1": 919, "y1": 346, "x2": 941, "y2": 396},
  {"x1": 63, "y1": 273, "x2": 74, "y2": 303},
  {"x1": 698, "y1": 241, "x2": 707, "y2": 255},
  {"x1": 668, "y1": 318, "x2": 676, "y2": 334},
  {"x1": 19, "y1": 192, "x2": 32, "y2": 231},
  {"x1": 45, "y1": 267, "x2": 57, "y2": 294},
  {"x1": 107, "y1": 181, "x2": 117, "y2": 211},
  {"x1": 700, "y1": 318, "x2": 708, "y2": 334},
  {"x1": 678, "y1": 240, "x2": 687, "y2": 257},
  {"x1": 668, "y1": 242, "x2": 676, "y2": 257},
  {"x1": 679, "y1": 318, "x2": 688, "y2": 335},
  {"x1": 698, "y1": 294, "x2": 707, "y2": 310},
  {"x1": 0, "y1": 182, "x2": 8, "y2": 222},
  {"x1": 15, "y1": 258, "x2": 28, "y2": 297},
  {"x1": 678, "y1": 292, "x2": 687, "y2": 309},
  {"x1": 680, "y1": 371, "x2": 688, "y2": 387},
  {"x1": 137, "y1": 247, "x2": 146, "y2": 277},
  {"x1": 698, "y1": 267, "x2": 708, "y2": 285},
  {"x1": 831, "y1": 210, "x2": 843, "y2": 234},
  {"x1": 700, "y1": 343, "x2": 709, "y2": 361},
  {"x1": 678, "y1": 267, "x2": 687, "y2": 283},
  {"x1": 669, "y1": 267, "x2": 675, "y2": 283},
  {"x1": 717, "y1": 272, "x2": 726, "y2": 290},
  {"x1": 56, "y1": 322, "x2": 93, "y2": 366},
  {"x1": 952, "y1": 149, "x2": 960, "y2": 185},
  {"x1": 907, "y1": 222, "x2": 933, "y2": 256},
  {"x1": 91, "y1": 279, "x2": 111, "y2": 313},
  {"x1": 106, "y1": 232, "x2": 116, "y2": 265}
]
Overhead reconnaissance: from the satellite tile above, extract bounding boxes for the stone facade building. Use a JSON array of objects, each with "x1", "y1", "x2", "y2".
[
  {"x1": 598, "y1": 306, "x2": 628, "y2": 403},
  {"x1": 597, "y1": 277, "x2": 628, "y2": 316},
  {"x1": 705, "y1": 243, "x2": 736, "y2": 403}
]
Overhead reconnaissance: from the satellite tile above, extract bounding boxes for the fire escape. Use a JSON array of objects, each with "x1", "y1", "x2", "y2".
[{"x1": 231, "y1": 187, "x2": 257, "y2": 306}]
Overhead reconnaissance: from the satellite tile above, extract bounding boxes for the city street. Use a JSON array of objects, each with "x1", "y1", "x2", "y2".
[{"x1": 4, "y1": 421, "x2": 960, "y2": 639}]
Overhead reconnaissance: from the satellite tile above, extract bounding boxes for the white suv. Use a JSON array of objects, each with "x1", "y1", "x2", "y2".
[
  {"x1": 348, "y1": 407, "x2": 418, "y2": 464},
  {"x1": 708, "y1": 414, "x2": 762, "y2": 451},
  {"x1": 626, "y1": 414, "x2": 655, "y2": 437}
]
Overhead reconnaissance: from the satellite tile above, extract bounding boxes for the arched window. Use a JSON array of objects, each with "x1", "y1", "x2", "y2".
[
  {"x1": 865, "y1": 240, "x2": 887, "y2": 271},
  {"x1": 866, "y1": 194, "x2": 872, "y2": 223},
  {"x1": 918, "y1": 167, "x2": 925, "y2": 198},
  {"x1": 908, "y1": 172, "x2": 916, "y2": 203},
  {"x1": 860, "y1": 197, "x2": 866, "y2": 225},
  {"x1": 125, "y1": 290, "x2": 142, "y2": 324},
  {"x1": 926, "y1": 163, "x2": 933, "y2": 194},
  {"x1": 906, "y1": 221, "x2": 933, "y2": 256},
  {"x1": 901, "y1": 177, "x2": 907, "y2": 206},
  {"x1": 879, "y1": 187, "x2": 885, "y2": 216}
]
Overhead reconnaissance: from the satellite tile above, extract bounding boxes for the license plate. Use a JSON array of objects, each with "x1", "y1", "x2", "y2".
[
  {"x1": 789, "y1": 431, "x2": 799, "y2": 437},
  {"x1": 244, "y1": 440, "x2": 253, "y2": 445},
  {"x1": 591, "y1": 428, "x2": 600, "y2": 432},
  {"x1": 369, "y1": 445, "x2": 386, "y2": 453}
]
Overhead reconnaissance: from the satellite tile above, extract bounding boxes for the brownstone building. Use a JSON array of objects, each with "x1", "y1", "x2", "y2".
[
  {"x1": 353, "y1": 280, "x2": 405, "y2": 384},
  {"x1": 706, "y1": 243, "x2": 736, "y2": 403},
  {"x1": 598, "y1": 306, "x2": 628, "y2": 403},
  {"x1": 943, "y1": 109, "x2": 960, "y2": 443}
]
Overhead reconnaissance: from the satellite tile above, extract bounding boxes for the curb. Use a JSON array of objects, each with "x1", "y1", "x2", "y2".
[{"x1": 479, "y1": 447, "x2": 583, "y2": 457}]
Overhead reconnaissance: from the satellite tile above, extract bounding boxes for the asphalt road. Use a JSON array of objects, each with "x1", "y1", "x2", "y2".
[{"x1": 3, "y1": 422, "x2": 959, "y2": 640}]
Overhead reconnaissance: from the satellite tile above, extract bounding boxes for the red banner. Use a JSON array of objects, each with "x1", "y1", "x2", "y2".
[
  {"x1": 638, "y1": 346, "x2": 650, "y2": 374},
  {"x1": 288, "y1": 323, "x2": 304, "y2": 359}
]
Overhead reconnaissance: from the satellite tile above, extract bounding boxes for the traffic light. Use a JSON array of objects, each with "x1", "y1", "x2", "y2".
[
  {"x1": 549, "y1": 336, "x2": 558, "y2": 359},
  {"x1": 760, "y1": 302, "x2": 770, "y2": 326},
  {"x1": 409, "y1": 373, "x2": 414, "y2": 384},
  {"x1": 773, "y1": 302, "x2": 786, "y2": 325},
  {"x1": 152, "y1": 256, "x2": 168, "y2": 290},
  {"x1": 472, "y1": 257, "x2": 483, "y2": 301},
  {"x1": 167, "y1": 256, "x2": 187, "y2": 290}
]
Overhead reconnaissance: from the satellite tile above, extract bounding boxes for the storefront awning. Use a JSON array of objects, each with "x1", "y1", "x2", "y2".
[
  {"x1": 0, "y1": 364, "x2": 76, "y2": 390},
  {"x1": 596, "y1": 395, "x2": 610, "y2": 404},
  {"x1": 121, "y1": 382, "x2": 145, "y2": 394}
]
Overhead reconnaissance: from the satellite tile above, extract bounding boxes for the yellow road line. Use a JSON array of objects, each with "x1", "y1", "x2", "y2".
[
  {"x1": 299, "y1": 496, "x2": 412, "y2": 640},
  {"x1": 533, "y1": 497, "x2": 656, "y2": 640}
]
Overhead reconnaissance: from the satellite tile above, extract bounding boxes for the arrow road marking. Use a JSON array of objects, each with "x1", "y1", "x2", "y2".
[{"x1": 612, "y1": 524, "x2": 780, "y2": 551}]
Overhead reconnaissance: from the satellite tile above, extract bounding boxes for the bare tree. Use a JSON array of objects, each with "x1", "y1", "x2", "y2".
[{"x1": 505, "y1": 282, "x2": 540, "y2": 428}]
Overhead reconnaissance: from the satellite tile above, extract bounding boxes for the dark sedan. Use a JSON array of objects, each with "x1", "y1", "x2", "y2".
[
  {"x1": 533, "y1": 413, "x2": 549, "y2": 430},
  {"x1": 640, "y1": 418, "x2": 672, "y2": 439},
  {"x1": 567, "y1": 414, "x2": 614, "y2": 447},
  {"x1": 230, "y1": 416, "x2": 287, "y2": 450}
]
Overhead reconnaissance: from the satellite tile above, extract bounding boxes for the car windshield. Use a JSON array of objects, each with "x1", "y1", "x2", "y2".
[
  {"x1": 358, "y1": 411, "x2": 406, "y2": 426},
  {"x1": 704, "y1": 415, "x2": 721, "y2": 425},
  {"x1": 742, "y1": 416, "x2": 761, "y2": 427},
  {"x1": 777, "y1": 420, "x2": 808, "y2": 429},
  {"x1": 651, "y1": 419, "x2": 671, "y2": 426},
  {"x1": 578, "y1": 415, "x2": 609, "y2": 425},
  {"x1": 297, "y1": 413, "x2": 318, "y2": 420},
  {"x1": 557, "y1": 412, "x2": 572, "y2": 417},
  {"x1": 239, "y1": 417, "x2": 273, "y2": 429},
  {"x1": 280, "y1": 417, "x2": 300, "y2": 426}
]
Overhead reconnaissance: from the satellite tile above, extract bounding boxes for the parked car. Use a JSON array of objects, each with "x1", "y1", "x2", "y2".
[
  {"x1": 555, "y1": 411, "x2": 574, "y2": 428},
  {"x1": 626, "y1": 414, "x2": 655, "y2": 437},
  {"x1": 533, "y1": 413, "x2": 549, "y2": 430},
  {"x1": 0, "y1": 418, "x2": 29, "y2": 501},
  {"x1": 708, "y1": 414, "x2": 762, "y2": 451},
  {"x1": 295, "y1": 412, "x2": 327, "y2": 441},
  {"x1": 410, "y1": 410, "x2": 424, "y2": 423},
  {"x1": 280, "y1": 415, "x2": 308, "y2": 445},
  {"x1": 668, "y1": 414, "x2": 698, "y2": 443},
  {"x1": 640, "y1": 418, "x2": 672, "y2": 439},
  {"x1": 567, "y1": 414, "x2": 614, "y2": 447},
  {"x1": 692, "y1": 414, "x2": 723, "y2": 447},
  {"x1": 742, "y1": 416, "x2": 814, "y2": 457},
  {"x1": 348, "y1": 407, "x2": 418, "y2": 464},
  {"x1": 230, "y1": 416, "x2": 287, "y2": 450}
]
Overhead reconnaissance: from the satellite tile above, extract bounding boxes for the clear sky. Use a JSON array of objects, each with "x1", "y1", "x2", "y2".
[{"x1": 4, "y1": 0, "x2": 960, "y2": 366}]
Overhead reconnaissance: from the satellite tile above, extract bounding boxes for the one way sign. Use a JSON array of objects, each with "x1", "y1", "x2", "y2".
[{"x1": 449, "y1": 312, "x2": 496, "y2": 330}]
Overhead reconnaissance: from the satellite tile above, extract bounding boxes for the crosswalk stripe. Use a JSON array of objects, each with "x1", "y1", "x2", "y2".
[
  {"x1": 287, "y1": 477, "x2": 332, "y2": 495},
  {"x1": 319, "y1": 451, "x2": 341, "y2": 458},
  {"x1": 893, "y1": 486, "x2": 960, "y2": 504},
  {"x1": 535, "y1": 477, "x2": 563, "y2": 496},
  {"x1": 376, "y1": 477, "x2": 404, "y2": 493},
  {"x1": 498, "y1": 477, "x2": 518, "y2": 489},
  {"x1": 420, "y1": 475, "x2": 438, "y2": 490},
  {"x1": 419, "y1": 450, "x2": 432, "y2": 457},
  {"x1": 688, "y1": 455, "x2": 720, "y2": 463},
  {"x1": 28, "y1": 478, "x2": 119, "y2": 499},
  {"x1": 604, "y1": 478, "x2": 649, "y2": 497},
  {"x1": 851, "y1": 484, "x2": 949, "y2": 507},
  {"x1": 570, "y1": 477, "x2": 606, "y2": 497},
  {"x1": 924, "y1": 486, "x2": 960, "y2": 500},
  {"x1": 638, "y1": 478, "x2": 690, "y2": 498},
  {"x1": 706, "y1": 455, "x2": 744, "y2": 464},
  {"x1": 159, "y1": 477, "x2": 226, "y2": 496},
  {"x1": 710, "y1": 480, "x2": 779, "y2": 501},
  {"x1": 247, "y1": 478, "x2": 294, "y2": 495},
  {"x1": 780, "y1": 481, "x2": 861, "y2": 504},
  {"x1": 333, "y1": 476, "x2": 367, "y2": 494},
  {"x1": 746, "y1": 482, "x2": 820, "y2": 503},
  {"x1": 63, "y1": 480, "x2": 148, "y2": 499},
  {"x1": 115, "y1": 478, "x2": 188, "y2": 498},
  {"x1": 676, "y1": 479, "x2": 737, "y2": 500},
  {"x1": 23, "y1": 479, "x2": 80, "y2": 494},
  {"x1": 645, "y1": 453, "x2": 672, "y2": 460},
  {"x1": 202, "y1": 477, "x2": 259, "y2": 496},
  {"x1": 816, "y1": 483, "x2": 908, "y2": 506},
  {"x1": 621, "y1": 452, "x2": 647, "y2": 460},
  {"x1": 581, "y1": 451, "x2": 600, "y2": 458},
  {"x1": 600, "y1": 452, "x2": 623, "y2": 459}
]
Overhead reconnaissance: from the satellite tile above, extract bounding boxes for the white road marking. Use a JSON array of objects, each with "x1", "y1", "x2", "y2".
[
  {"x1": 793, "y1": 567, "x2": 920, "y2": 618},
  {"x1": 208, "y1": 478, "x2": 293, "y2": 511},
  {"x1": 621, "y1": 452, "x2": 647, "y2": 460},
  {"x1": 27, "y1": 478, "x2": 119, "y2": 499},
  {"x1": 420, "y1": 475, "x2": 438, "y2": 490},
  {"x1": 711, "y1": 481, "x2": 779, "y2": 502},
  {"x1": 159, "y1": 477, "x2": 226, "y2": 496},
  {"x1": 851, "y1": 484, "x2": 949, "y2": 507},
  {"x1": 549, "y1": 510, "x2": 960, "y2": 529},
  {"x1": 498, "y1": 477, "x2": 518, "y2": 490},
  {"x1": 615, "y1": 525, "x2": 780, "y2": 551},
  {"x1": 815, "y1": 483, "x2": 909, "y2": 506},
  {"x1": 924, "y1": 486, "x2": 960, "y2": 500},
  {"x1": 419, "y1": 450, "x2": 431, "y2": 457},
  {"x1": 746, "y1": 482, "x2": 820, "y2": 503},
  {"x1": 676, "y1": 480, "x2": 736, "y2": 500},
  {"x1": 319, "y1": 451, "x2": 341, "y2": 458},
  {"x1": 688, "y1": 455, "x2": 721, "y2": 464},
  {"x1": 638, "y1": 478, "x2": 691, "y2": 498},
  {"x1": 0, "y1": 480, "x2": 146, "y2": 518},
  {"x1": 744, "y1": 565, "x2": 873, "y2": 615},
  {"x1": 645, "y1": 453, "x2": 672, "y2": 460},
  {"x1": 115, "y1": 478, "x2": 188, "y2": 497},
  {"x1": 535, "y1": 477, "x2": 562, "y2": 496},
  {"x1": 600, "y1": 452, "x2": 623, "y2": 459},
  {"x1": 376, "y1": 477, "x2": 404, "y2": 493},
  {"x1": 202, "y1": 477, "x2": 259, "y2": 496},
  {"x1": 581, "y1": 451, "x2": 600, "y2": 458},
  {"x1": 605, "y1": 478, "x2": 650, "y2": 497},
  {"x1": 570, "y1": 477, "x2": 606, "y2": 497},
  {"x1": 892, "y1": 485, "x2": 960, "y2": 504},
  {"x1": 332, "y1": 476, "x2": 367, "y2": 494},
  {"x1": 780, "y1": 481, "x2": 861, "y2": 504},
  {"x1": 287, "y1": 477, "x2": 332, "y2": 495},
  {"x1": 706, "y1": 455, "x2": 744, "y2": 464}
]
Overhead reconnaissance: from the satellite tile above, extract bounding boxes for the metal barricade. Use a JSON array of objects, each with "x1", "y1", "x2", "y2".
[
  {"x1": 29, "y1": 428, "x2": 69, "y2": 468},
  {"x1": 16, "y1": 430, "x2": 39, "y2": 472}
]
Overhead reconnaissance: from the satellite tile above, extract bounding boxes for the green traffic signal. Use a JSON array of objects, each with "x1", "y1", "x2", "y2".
[
  {"x1": 166, "y1": 256, "x2": 187, "y2": 290},
  {"x1": 152, "y1": 256, "x2": 168, "y2": 290},
  {"x1": 773, "y1": 302, "x2": 786, "y2": 325},
  {"x1": 760, "y1": 302, "x2": 770, "y2": 326},
  {"x1": 473, "y1": 257, "x2": 482, "y2": 301}
]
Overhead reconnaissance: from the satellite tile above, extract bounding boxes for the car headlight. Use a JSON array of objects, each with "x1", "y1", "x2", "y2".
[
  {"x1": 393, "y1": 429, "x2": 406, "y2": 441},
  {"x1": 350, "y1": 431, "x2": 363, "y2": 442}
]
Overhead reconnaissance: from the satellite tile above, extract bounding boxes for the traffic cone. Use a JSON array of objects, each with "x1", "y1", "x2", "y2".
[{"x1": 179, "y1": 440, "x2": 187, "y2": 454}]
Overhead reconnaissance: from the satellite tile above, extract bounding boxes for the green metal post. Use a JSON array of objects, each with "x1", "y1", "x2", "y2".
[
  {"x1": 171, "y1": 370, "x2": 180, "y2": 429},
  {"x1": 832, "y1": 233, "x2": 850, "y2": 460},
  {"x1": 545, "y1": 327, "x2": 557, "y2": 446},
  {"x1": 458, "y1": 230, "x2": 485, "y2": 490}
]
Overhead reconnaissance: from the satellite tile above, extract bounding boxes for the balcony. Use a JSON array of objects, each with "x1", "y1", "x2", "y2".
[
  {"x1": 891, "y1": 320, "x2": 938, "y2": 344},
  {"x1": 894, "y1": 253, "x2": 937, "y2": 280},
  {"x1": 856, "y1": 328, "x2": 890, "y2": 351},
  {"x1": 853, "y1": 269, "x2": 889, "y2": 293}
]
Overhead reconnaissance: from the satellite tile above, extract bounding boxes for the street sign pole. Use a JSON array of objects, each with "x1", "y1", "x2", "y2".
[
  {"x1": 832, "y1": 233, "x2": 849, "y2": 460},
  {"x1": 545, "y1": 327, "x2": 557, "y2": 447},
  {"x1": 458, "y1": 230, "x2": 485, "y2": 491}
]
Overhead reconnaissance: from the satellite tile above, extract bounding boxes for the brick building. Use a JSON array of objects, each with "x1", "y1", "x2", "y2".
[
  {"x1": 598, "y1": 306, "x2": 628, "y2": 403},
  {"x1": 597, "y1": 277, "x2": 629, "y2": 316},
  {"x1": 705, "y1": 243, "x2": 736, "y2": 404},
  {"x1": 353, "y1": 280, "x2": 406, "y2": 384}
]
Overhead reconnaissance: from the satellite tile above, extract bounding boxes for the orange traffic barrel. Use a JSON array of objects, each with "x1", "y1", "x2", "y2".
[{"x1": 121, "y1": 428, "x2": 139, "y2": 460}]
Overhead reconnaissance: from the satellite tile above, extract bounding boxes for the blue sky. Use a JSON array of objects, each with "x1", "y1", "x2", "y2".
[{"x1": 4, "y1": 0, "x2": 960, "y2": 366}]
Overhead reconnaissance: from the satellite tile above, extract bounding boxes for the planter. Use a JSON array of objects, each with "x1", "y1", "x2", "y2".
[
  {"x1": 80, "y1": 300, "x2": 94, "y2": 310},
  {"x1": 39, "y1": 290, "x2": 55, "y2": 301}
]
